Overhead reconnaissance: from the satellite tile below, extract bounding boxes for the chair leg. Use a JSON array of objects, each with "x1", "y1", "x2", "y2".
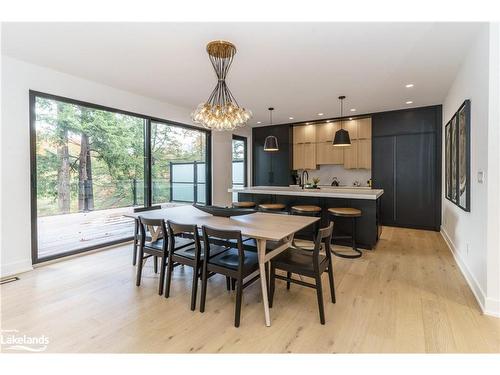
[
  {"x1": 136, "y1": 247, "x2": 145, "y2": 286},
  {"x1": 153, "y1": 256, "x2": 158, "y2": 274},
  {"x1": 315, "y1": 275, "x2": 326, "y2": 325},
  {"x1": 190, "y1": 263, "x2": 199, "y2": 311},
  {"x1": 158, "y1": 255, "x2": 167, "y2": 295},
  {"x1": 231, "y1": 278, "x2": 236, "y2": 290},
  {"x1": 164, "y1": 252, "x2": 175, "y2": 299},
  {"x1": 265, "y1": 262, "x2": 270, "y2": 294},
  {"x1": 199, "y1": 261, "x2": 209, "y2": 313},
  {"x1": 269, "y1": 264, "x2": 276, "y2": 308},
  {"x1": 226, "y1": 276, "x2": 231, "y2": 291},
  {"x1": 286, "y1": 272, "x2": 291, "y2": 290},
  {"x1": 327, "y1": 261, "x2": 336, "y2": 304},
  {"x1": 133, "y1": 220, "x2": 138, "y2": 266},
  {"x1": 234, "y1": 279, "x2": 243, "y2": 327}
]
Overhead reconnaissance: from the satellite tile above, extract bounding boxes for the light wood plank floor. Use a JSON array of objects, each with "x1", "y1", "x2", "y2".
[{"x1": 1, "y1": 226, "x2": 499, "y2": 353}]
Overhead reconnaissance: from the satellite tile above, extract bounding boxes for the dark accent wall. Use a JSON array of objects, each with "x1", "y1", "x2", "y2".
[
  {"x1": 371, "y1": 105, "x2": 442, "y2": 231},
  {"x1": 252, "y1": 125, "x2": 292, "y2": 186}
]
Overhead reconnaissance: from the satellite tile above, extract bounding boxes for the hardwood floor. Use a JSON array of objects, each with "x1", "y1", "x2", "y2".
[{"x1": 1, "y1": 226, "x2": 499, "y2": 353}]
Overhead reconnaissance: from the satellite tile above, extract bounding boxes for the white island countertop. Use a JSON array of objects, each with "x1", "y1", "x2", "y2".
[{"x1": 228, "y1": 186, "x2": 384, "y2": 200}]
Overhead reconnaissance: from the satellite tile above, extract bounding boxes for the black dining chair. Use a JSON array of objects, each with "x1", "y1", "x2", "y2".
[
  {"x1": 136, "y1": 217, "x2": 169, "y2": 295},
  {"x1": 269, "y1": 222, "x2": 336, "y2": 325},
  {"x1": 199, "y1": 226, "x2": 260, "y2": 327},
  {"x1": 164, "y1": 220, "x2": 228, "y2": 311},
  {"x1": 132, "y1": 205, "x2": 161, "y2": 267}
]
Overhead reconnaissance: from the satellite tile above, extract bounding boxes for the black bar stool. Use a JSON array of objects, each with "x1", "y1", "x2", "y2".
[
  {"x1": 258, "y1": 203, "x2": 286, "y2": 212},
  {"x1": 290, "y1": 205, "x2": 322, "y2": 244},
  {"x1": 232, "y1": 201, "x2": 256, "y2": 209},
  {"x1": 327, "y1": 207, "x2": 362, "y2": 259}
]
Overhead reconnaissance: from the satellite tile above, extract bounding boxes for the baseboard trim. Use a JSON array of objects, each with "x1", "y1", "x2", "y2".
[
  {"x1": 0, "y1": 259, "x2": 33, "y2": 279},
  {"x1": 440, "y1": 227, "x2": 499, "y2": 317}
]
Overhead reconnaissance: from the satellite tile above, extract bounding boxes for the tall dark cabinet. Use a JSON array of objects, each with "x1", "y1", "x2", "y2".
[
  {"x1": 372, "y1": 106, "x2": 442, "y2": 231},
  {"x1": 252, "y1": 125, "x2": 292, "y2": 186}
]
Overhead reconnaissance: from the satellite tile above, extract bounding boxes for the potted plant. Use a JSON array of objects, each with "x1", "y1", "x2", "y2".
[{"x1": 312, "y1": 177, "x2": 320, "y2": 189}]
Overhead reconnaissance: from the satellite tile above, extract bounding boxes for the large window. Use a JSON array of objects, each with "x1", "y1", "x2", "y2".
[
  {"x1": 232, "y1": 135, "x2": 247, "y2": 202},
  {"x1": 30, "y1": 91, "x2": 210, "y2": 263}
]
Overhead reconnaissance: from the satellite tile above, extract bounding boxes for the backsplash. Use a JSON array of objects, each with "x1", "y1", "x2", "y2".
[{"x1": 299, "y1": 165, "x2": 372, "y2": 187}]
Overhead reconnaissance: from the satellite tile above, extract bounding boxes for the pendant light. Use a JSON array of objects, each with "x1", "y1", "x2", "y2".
[
  {"x1": 264, "y1": 108, "x2": 279, "y2": 151},
  {"x1": 333, "y1": 95, "x2": 351, "y2": 147}
]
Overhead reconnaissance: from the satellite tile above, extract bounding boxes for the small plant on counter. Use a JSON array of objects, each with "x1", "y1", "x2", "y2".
[{"x1": 312, "y1": 177, "x2": 320, "y2": 188}]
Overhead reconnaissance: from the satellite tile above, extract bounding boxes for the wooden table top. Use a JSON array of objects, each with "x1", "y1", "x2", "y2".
[{"x1": 126, "y1": 205, "x2": 319, "y2": 241}]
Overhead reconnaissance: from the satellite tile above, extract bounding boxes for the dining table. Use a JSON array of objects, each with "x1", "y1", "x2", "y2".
[{"x1": 126, "y1": 205, "x2": 319, "y2": 327}]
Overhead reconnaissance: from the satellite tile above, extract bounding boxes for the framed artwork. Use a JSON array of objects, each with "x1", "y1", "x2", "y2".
[{"x1": 445, "y1": 100, "x2": 470, "y2": 212}]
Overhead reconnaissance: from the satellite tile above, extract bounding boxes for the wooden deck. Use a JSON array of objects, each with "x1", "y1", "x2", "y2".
[{"x1": 37, "y1": 204, "x2": 184, "y2": 258}]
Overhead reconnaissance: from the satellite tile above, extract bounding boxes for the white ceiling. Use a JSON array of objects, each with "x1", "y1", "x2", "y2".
[{"x1": 2, "y1": 22, "x2": 483, "y2": 126}]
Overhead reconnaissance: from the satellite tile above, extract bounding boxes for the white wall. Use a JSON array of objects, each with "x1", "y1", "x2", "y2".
[
  {"x1": 440, "y1": 23, "x2": 500, "y2": 316},
  {"x1": 0, "y1": 55, "x2": 251, "y2": 276}
]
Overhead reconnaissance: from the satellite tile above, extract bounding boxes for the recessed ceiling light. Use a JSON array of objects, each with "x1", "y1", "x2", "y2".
[
  {"x1": 405, "y1": 84, "x2": 414, "y2": 88},
  {"x1": 289, "y1": 117, "x2": 294, "y2": 120},
  {"x1": 406, "y1": 101, "x2": 413, "y2": 104},
  {"x1": 350, "y1": 108, "x2": 356, "y2": 112},
  {"x1": 349, "y1": 117, "x2": 353, "y2": 120},
  {"x1": 317, "y1": 113, "x2": 324, "y2": 116},
  {"x1": 257, "y1": 121, "x2": 261, "y2": 124},
  {"x1": 326, "y1": 120, "x2": 331, "y2": 123}
]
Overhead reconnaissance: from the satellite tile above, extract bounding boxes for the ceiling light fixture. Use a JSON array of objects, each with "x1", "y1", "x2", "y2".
[
  {"x1": 191, "y1": 40, "x2": 252, "y2": 131},
  {"x1": 405, "y1": 84, "x2": 414, "y2": 88},
  {"x1": 289, "y1": 117, "x2": 294, "y2": 120},
  {"x1": 350, "y1": 108, "x2": 356, "y2": 112},
  {"x1": 318, "y1": 113, "x2": 324, "y2": 116},
  {"x1": 406, "y1": 101, "x2": 413, "y2": 104},
  {"x1": 264, "y1": 108, "x2": 279, "y2": 151},
  {"x1": 333, "y1": 95, "x2": 351, "y2": 147}
]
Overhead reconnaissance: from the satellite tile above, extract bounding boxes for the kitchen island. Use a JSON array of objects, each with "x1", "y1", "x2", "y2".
[{"x1": 228, "y1": 186, "x2": 384, "y2": 249}]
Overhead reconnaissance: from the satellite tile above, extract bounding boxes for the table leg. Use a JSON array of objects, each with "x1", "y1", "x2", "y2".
[{"x1": 257, "y1": 238, "x2": 271, "y2": 327}]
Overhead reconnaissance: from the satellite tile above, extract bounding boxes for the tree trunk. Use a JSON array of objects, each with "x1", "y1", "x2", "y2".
[
  {"x1": 57, "y1": 128, "x2": 70, "y2": 214},
  {"x1": 78, "y1": 133, "x2": 93, "y2": 212}
]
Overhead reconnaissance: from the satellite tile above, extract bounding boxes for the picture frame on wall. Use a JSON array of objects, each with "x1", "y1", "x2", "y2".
[{"x1": 445, "y1": 99, "x2": 471, "y2": 212}]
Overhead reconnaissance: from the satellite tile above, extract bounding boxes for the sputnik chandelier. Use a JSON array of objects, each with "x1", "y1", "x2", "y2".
[{"x1": 191, "y1": 40, "x2": 252, "y2": 131}]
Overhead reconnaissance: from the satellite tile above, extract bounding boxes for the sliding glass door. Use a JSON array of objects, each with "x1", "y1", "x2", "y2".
[{"x1": 30, "y1": 91, "x2": 211, "y2": 263}]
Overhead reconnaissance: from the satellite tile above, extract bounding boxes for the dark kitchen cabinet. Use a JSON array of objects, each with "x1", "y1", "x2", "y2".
[
  {"x1": 372, "y1": 106, "x2": 442, "y2": 231},
  {"x1": 252, "y1": 125, "x2": 292, "y2": 186}
]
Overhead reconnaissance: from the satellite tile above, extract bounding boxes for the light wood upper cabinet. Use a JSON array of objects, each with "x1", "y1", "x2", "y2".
[
  {"x1": 357, "y1": 118, "x2": 372, "y2": 139},
  {"x1": 293, "y1": 143, "x2": 317, "y2": 170},
  {"x1": 317, "y1": 142, "x2": 344, "y2": 165},
  {"x1": 343, "y1": 119, "x2": 358, "y2": 140},
  {"x1": 358, "y1": 139, "x2": 372, "y2": 169},
  {"x1": 293, "y1": 124, "x2": 316, "y2": 144},
  {"x1": 343, "y1": 140, "x2": 358, "y2": 169},
  {"x1": 316, "y1": 121, "x2": 341, "y2": 142}
]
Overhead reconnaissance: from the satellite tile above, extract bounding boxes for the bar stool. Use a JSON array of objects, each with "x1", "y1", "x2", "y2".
[
  {"x1": 258, "y1": 203, "x2": 286, "y2": 212},
  {"x1": 232, "y1": 201, "x2": 256, "y2": 209},
  {"x1": 290, "y1": 205, "x2": 322, "y2": 244},
  {"x1": 327, "y1": 207, "x2": 362, "y2": 259}
]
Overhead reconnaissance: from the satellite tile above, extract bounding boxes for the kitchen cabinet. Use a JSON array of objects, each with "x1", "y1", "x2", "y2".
[
  {"x1": 293, "y1": 124, "x2": 316, "y2": 144},
  {"x1": 358, "y1": 139, "x2": 371, "y2": 169},
  {"x1": 357, "y1": 118, "x2": 372, "y2": 139},
  {"x1": 343, "y1": 119, "x2": 358, "y2": 139},
  {"x1": 343, "y1": 140, "x2": 358, "y2": 169},
  {"x1": 316, "y1": 121, "x2": 341, "y2": 142},
  {"x1": 293, "y1": 143, "x2": 317, "y2": 170},
  {"x1": 317, "y1": 141, "x2": 344, "y2": 165}
]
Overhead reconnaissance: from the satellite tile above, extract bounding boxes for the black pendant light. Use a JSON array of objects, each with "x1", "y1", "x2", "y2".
[
  {"x1": 264, "y1": 107, "x2": 279, "y2": 151},
  {"x1": 333, "y1": 95, "x2": 351, "y2": 147}
]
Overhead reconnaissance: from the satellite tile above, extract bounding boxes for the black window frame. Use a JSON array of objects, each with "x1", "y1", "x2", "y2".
[
  {"x1": 232, "y1": 135, "x2": 248, "y2": 188},
  {"x1": 29, "y1": 90, "x2": 212, "y2": 264}
]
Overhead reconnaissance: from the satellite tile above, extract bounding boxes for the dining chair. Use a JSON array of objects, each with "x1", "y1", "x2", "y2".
[
  {"x1": 132, "y1": 205, "x2": 161, "y2": 267},
  {"x1": 164, "y1": 220, "x2": 228, "y2": 311},
  {"x1": 199, "y1": 226, "x2": 260, "y2": 327},
  {"x1": 136, "y1": 217, "x2": 169, "y2": 295},
  {"x1": 269, "y1": 222, "x2": 336, "y2": 325}
]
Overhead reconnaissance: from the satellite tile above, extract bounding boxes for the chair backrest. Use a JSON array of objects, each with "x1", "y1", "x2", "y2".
[
  {"x1": 138, "y1": 216, "x2": 167, "y2": 247},
  {"x1": 167, "y1": 220, "x2": 200, "y2": 258},
  {"x1": 133, "y1": 205, "x2": 161, "y2": 213},
  {"x1": 202, "y1": 225, "x2": 245, "y2": 269},
  {"x1": 312, "y1": 222, "x2": 334, "y2": 269}
]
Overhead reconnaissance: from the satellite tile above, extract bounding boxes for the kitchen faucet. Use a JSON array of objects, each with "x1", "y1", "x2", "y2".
[{"x1": 301, "y1": 170, "x2": 309, "y2": 189}]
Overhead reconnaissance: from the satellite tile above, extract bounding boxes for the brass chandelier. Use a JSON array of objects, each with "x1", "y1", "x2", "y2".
[{"x1": 191, "y1": 40, "x2": 252, "y2": 131}]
